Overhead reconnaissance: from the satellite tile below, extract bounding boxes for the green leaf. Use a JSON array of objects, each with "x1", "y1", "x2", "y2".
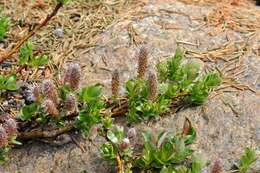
[
  {"x1": 76, "y1": 109, "x2": 101, "y2": 135},
  {"x1": 187, "y1": 82, "x2": 208, "y2": 105},
  {"x1": 100, "y1": 143, "x2": 117, "y2": 163},
  {"x1": 79, "y1": 85, "x2": 102, "y2": 103},
  {"x1": 135, "y1": 142, "x2": 155, "y2": 169},
  {"x1": 0, "y1": 16, "x2": 9, "y2": 41},
  {"x1": 167, "y1": 47, "x2": 184, "y2": 82},
  {"x1": 31, "y1": 55, "x2": 49, "y2": 67},
  {"x1": 0, "y1": 74, "x2": 18, "y2": 91},
  {"x1": 19, "y1": 41, "x2": 49, "y2": 67},
  {"x1": 19, "y1": 41, "x2": 33, "y2": 65},
  {"x1": 0, "y1": 147, "x2": 10, "y2": 164},
  {"x1": 160, "y1": 166, "x2": 177, "y2": 173},
  {"x1": 171, "y1": 138, "x2": 193, "y2": 163},
  {"x1": 58, "y1": 85, "x2": 71, "y2": 100},
  {"x1": 238, "y1": 148, "x2": 257, "y2": 173},
  {"x1": 191, "y1": 153, "x2": 206, "y2": 173},
  {"x1": 107, "y1": 130, "x2": 119, "y2": 143},
  {"x1": 180, "y1": 60, "x2": 201, "y2": 89},
  {"x1": 157, "y1": 61, "x2": 168, "y2": 81},
  {"x1": 183, "y1": 60, "x2": 201, "y2": 81},
  {"x1": 4, "y1": 74, "x2": 17, "y2": 91},
  {"x1": 19, "y1": 103, "x2": 38, "y2": 121},
  {"x1": 157, "y1": 131, "x2": 169, "y2": 148},
  {"x1": 154, "y1": 141, "x2": 175, "y2": 166},
  {"x1": 113, "y1": 126, "x2": 124, "y2": 141},
  {"x1": 76, "y1": 84, "x2": 104, "y2": 135},
  {"x1": 10, "y1": 138, "x2": 22, "y2": 145},
  {"x1": 184, "y1": 127, "x2": 196, "y2": 145},
  {"x1": 142, "y1": 131, "x2": 152, "y2": 143},
  {"x1": 203, "y1": 73, "x2": 221, "y2": 88}
]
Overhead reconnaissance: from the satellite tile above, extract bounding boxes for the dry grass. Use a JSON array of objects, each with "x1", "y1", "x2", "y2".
[{"x1": 0, "y1": 0, "x2": 144, "y2": 74}]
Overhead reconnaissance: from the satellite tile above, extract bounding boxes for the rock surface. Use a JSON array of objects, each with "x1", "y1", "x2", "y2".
[{"x1": 1, "y1": 0, "x2": 260, "y2": 173}]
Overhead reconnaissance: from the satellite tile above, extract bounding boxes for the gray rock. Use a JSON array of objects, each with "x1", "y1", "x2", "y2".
[{"x1": 1, "y1": 1, "x2": 260, "y2": 173}]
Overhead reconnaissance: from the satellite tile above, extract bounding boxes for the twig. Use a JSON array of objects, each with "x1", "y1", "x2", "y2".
[
  {"x1": 176, "y1": 40, "x2": 199, "y2": 47},
  {"x1": 0, "y1": 3, "x2": 63, "y2": 64},
  {"x1": 18, "y1": 123, "x2": 74, "y2": 140},
  {"x1": 116, "y1": 155, "x2": 124, "y2": 173}
]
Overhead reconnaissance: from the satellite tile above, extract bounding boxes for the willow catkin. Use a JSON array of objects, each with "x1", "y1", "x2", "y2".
[
  {"x1": 211, "y1": 160, "x2": 222, "y2": 173},
  {"x1": 62, "y1": 63, "x2": 81, "y2": 90},
  {"x1": 137, "y1": 47, "x2": 148, "y2": 79},
  {"x1": 32, "y1": 84, "x2": 41, "y2": 103},
  {"x1": 64, "y1": 94, "x2": 77, "y2": 112},
  {"x1": 62, "y1": 64, "x2": 72, "y2": 85},
  {"x1": 111, "y1": 69, "x2": 120, "y2": 98},
  {"x1": 43, "y1": 99, "x2": 59, "y2": 117},
  {"x1": 42, "y1": 80, "x2": 59, "y2": 105},
  {"x1": 127, "y1": 128, "x2": 137, "y2": 140},
  {"x1": 3, "y1": 118, "x2": 17, "y2": 138},
  {"x1": 148, "y1": 71, "x2": 158, "y2": 102},
  {"x1": 0, "y1": 114, "x2": 11, "y2": 122},
  {"x1": 0, "y1": 125, "x2": 8, "y2": 148}
]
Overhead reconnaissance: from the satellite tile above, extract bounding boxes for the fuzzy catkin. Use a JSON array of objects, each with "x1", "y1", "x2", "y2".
[
  {"x1": 0, "y1": 114, "x2": 11, "y2": 122},
  {"x1": 0, "y1": 125, "x2": 8, "y2": 147},
  {"x1": 62, "y1": 63, "x2": 81, "y2": 90},
  {"x1": 62, "y1": 64, "x2": 72, "y2": 85},
  {"x1": 137, "y1": 47, "x2": 148, "y2": 79},
  {"x1": 3, "y1": 118, "x2": 17, "y2": 138},
  {"x1": 32, "y1": 85, "x2": 41, "y2": 103},
  {"x1": 42, "y1": 80, "x2": 59, "y2": 105},
  {"x1": 211, "y1": 160, "x2": 222, "y2": 173},
  {"x1": 43, "y1": 99, "x2": 59, "y2": 117},
  {"x1": 64, "y1": 94, "x2": 77, "y2": 112},
  {"x1": 111, "y1": 69, "x2": 120, "y2": 98},
  {"x1": 127, "y1": 128, "x2": 137, "y2": 139},
  {"x1": 148, "y1": 71, "x2": 158, "y2": 102}
]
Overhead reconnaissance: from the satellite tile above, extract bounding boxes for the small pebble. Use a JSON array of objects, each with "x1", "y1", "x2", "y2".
[
  {"x1": 53, "y1": 28, "x2": 64, "y2": 38},
  {"x1": 0, "y1": 61, "x2": 12, "y2": 68}
]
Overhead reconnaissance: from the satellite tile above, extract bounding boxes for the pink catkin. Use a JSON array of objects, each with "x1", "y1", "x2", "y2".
[
  {"x1": 111, "y1": 69, "x2": 120, "y2": 98},
  {"x1": 43, "y1": 99, "x2": 59, "y2": 117},
  {"x1": 32, "y1": 84, "x2": 41, "y2": 103},
  {"x1": 137, "y1": 47, "x2": 148, "y2": 79},
  {"x1": 127, "y1": 128, "x2": 137, "y2": 139},
  {"x1": 3, "y1": 118, "x2": 17, "y2": 138},
  {"x1": 211, "y1": 160, "x2": 222, "y2": 173},
  {"x1": 0, "y1": 114, "x2": 11, "y2": 123},
  {"x1": 0, "y1": 126, "x2": 8, "y2": 147},
  {"x1": 42, "y1": 80, "x2": 59, "y2": 105},
  {"x1": 148, "y1": 71, "x2": 158, "y2": 102},
  {"x1": 62, "y1": 63, "x2": 81, "y2": 90},
  {"x1": 64, "y1": 94, "x2": 77, "y2": 112}
]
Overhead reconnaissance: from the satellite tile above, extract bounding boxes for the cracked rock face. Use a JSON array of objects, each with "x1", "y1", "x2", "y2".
[{"x1": 1, "y1": 0, "x2": 260, "y2": 172}]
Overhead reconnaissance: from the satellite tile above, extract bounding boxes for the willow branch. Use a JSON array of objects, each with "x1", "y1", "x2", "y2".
[
  {"x1": 116, "y1": 155, "x2": 124, "y2": 173},
  {"x1": 0, "y1": 3, "x2": 63, "y2": 64},
  {"x1": 17, "y1": 93, "x2": 188, "y2": 140},
  {"x1": 18, "y1": 123, "x2": 74, "y2": 140}
]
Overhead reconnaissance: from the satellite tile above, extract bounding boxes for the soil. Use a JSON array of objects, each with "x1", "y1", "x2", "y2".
[{"x1": 0, "y1": 0, "x2": 260, "y2": 173}]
